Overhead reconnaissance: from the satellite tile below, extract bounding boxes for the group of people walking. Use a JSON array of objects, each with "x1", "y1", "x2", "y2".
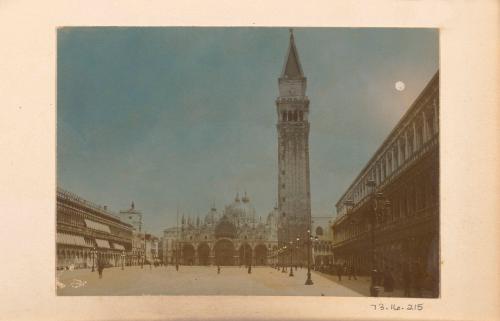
[
  {"x1": 334, "y1": 263, "x2": 359, "y2": 281},
  {"x1": 330, "y1": 261, "x2": 429, "y2": 297}
]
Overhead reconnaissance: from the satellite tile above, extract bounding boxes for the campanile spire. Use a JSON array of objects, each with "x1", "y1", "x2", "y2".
[
  {"x1": 281, "y1": 29, "x2": 304, "y2": 79},
  {"x1": 275, "y1": 30, "x2": 311, "y2": 265}
]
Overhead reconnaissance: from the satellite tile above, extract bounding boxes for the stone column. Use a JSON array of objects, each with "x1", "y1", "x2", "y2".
[
  {"x1": 404, "y1": 131, "x2": 409, "y2": 159},
  {"x1": 433, "y1": 97, "x2": 439, "y2": 134},
  {"x1": 209, "y1": 247, "x2": 215, "y2": 265},
  {"x1": 396, "y1": 138, "x2": 401, "y2": 169},
  {"x1": 413, "y1": 121, "x2": 418, "y2": 151},
  {"x1": 391, "y1": 148, "x2": 395, "y2": 172},
  {"x1": 421, "y1": 110, "x2": 428, "y2": 142}
]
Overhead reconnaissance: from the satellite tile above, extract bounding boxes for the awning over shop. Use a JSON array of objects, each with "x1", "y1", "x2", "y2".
[
  {"x1": 95, "y1": 239, "x2": 111, "y2": 249},
  {"x1": 84, "y1": 219, "x2": 111, "y2": 233},
  {"x1": 113, "y1": 243, "x2": 125, "y2": 251},
  {"x1": 57, "y1": 232, "x2": 92, "y2": 248}
]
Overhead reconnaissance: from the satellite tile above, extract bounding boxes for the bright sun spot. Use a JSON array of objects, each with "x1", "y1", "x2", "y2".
[{"x1": 395, "y1": 81, "x2": 406, "y2": 91}]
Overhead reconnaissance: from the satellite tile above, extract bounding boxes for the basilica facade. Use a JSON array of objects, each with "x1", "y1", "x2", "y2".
[{"x1": 163, "y1": 192, "x2": 279, "y2": 266}]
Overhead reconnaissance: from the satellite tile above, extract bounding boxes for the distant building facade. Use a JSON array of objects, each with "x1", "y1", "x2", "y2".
[
  {"x1": 145, "y1": 233, "x2": 159, "y2": 263},
  {"x1": 129, "y1": 231, "x2": 145, "y2": 266},
  {"x1": 331, "y1": 72, "x2": 439, "y2": 296},
  {"x1": 56, "y1": 188, "x2": 133, "y2": 269},
  {"x1": 160, "y1": 227, "x2": 178, "y2": 264},
  {"x1": 118, "y1": 202, "x2": 143, "y2": 232},
  {"x1": 165, "y1": 193, "x2": 278, "y2": 266},
  {"x1": 311, "y1": 219, "x2": 334, "y2": 269}
]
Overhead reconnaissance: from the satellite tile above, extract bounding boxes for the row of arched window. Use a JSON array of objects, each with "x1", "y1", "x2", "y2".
[
  {"x1": 281, "y1": 110, "x2": 304, "y2": 122},
  {"x1": 334, "y1": 169, "x2": 438, "y2": 243},
  {"x1": 313, "y1": 243, "x2": 332, "y2": 252},
  {"x1": 58, "y1": 204, "x2": 132, "y2": 238},
  {"x1": 340, "y1": 101, "x2": 438, "y2": 214}
]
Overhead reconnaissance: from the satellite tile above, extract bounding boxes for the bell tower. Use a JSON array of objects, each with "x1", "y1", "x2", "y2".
[{"x1": 276, "y1": 30, "x2": 311, "y2": 263}]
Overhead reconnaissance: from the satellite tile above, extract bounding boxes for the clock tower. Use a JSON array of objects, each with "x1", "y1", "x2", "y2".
[{"x1": 276, "y1": 30, "x2": 311, "y2": 264}]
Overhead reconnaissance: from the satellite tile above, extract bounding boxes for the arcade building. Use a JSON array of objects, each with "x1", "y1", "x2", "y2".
[
  {"x1": 331, "y1": 72, "x2": 439, "y2": 296},
  {"x1": 56, "y1": 188, "x2": 133, "y2": 270}
]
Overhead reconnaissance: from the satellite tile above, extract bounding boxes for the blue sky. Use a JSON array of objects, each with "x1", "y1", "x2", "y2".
[{"x1": 57, "y1": 27, "x2": 438, "y2": 235}]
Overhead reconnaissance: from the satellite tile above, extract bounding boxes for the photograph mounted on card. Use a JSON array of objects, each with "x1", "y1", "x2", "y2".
[{"x1": 56, "y1": 27, "x2": 439, "y2": 297}]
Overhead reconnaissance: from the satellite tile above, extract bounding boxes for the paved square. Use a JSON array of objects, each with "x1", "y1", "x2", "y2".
[{"x1": 56, "y1": 265, "x2": 364, "y2": 296}]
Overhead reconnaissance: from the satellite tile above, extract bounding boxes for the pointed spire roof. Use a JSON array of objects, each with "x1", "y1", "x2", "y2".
[
  {"x1": 281, "y1": 29, "x2": 304, "y2": 79},
  {"x1": 242, "y1": 190, "x2": 249, "y2": 203}
]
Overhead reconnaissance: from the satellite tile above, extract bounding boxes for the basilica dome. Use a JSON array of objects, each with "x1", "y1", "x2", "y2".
[
  {"x1": 204, "y1": 204, "x2": 218, "y2": 225},
  {"x1": 215, "y1": 215, "x2": 237, "y2": 239},
  {"x1": 223, "y1": 192, "x2": 257, "y2": 226}
]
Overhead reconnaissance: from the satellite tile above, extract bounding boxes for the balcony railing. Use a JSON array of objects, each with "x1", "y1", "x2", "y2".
[
  {"x1": 57, "y1": 187, "x2": 122, "y2": 221},
  {"x1": 333, "y1": 205, "x2": 438, "y2": 248}
]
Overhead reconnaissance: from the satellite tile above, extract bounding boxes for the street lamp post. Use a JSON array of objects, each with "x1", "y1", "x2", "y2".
[
  {"x1": 121, "y1": 250, "x2": 125, "y2": 270},
  {"x1": 366, "y1": 179, "x2": 391, "y2": 297},
  {"x1": 243, "y1": 243, "x2": 246, "y2": 268},
  {"x1": 280, "y1": 248, "x2": 283, "y2": 270},
  {"x1": 305, "y1": 230, "x2": 318, "y2": 285},
  {"x1": 305, "y1": 229, "x2": 313, "y2": 285},
  {"x1": 282, "y1": 246, "x2": 287, "y2": 273},
  {"x1": 295, "y1": 237, "x2": 299, "y2": 271},
  {"x1": 247, "y1": 244, "x2": 252, "y2": 274},
  {"x1": 91, "y1": 247, "x2": 96, "y2": 272},
  {"x1": 289, "y1": 240, "x2": 294, "y2": 277},
  {"x1": 276, "y1": 248, "x2": 281, "y2": 272},
  {"x1": 176, "y1": 241, "x2": 179, "y2": 271}
]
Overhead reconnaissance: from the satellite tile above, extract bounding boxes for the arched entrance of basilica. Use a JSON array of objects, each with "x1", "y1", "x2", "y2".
[
  {"x1": 254, "y1": 244, "x2": 267, "y2": 266},
  {"x1": 182, "y1": 244, "x2": 195, "y2": 265},
  {"x1": 214, "y1": 239, "x2": 235, "y2": 266},
  {"x1": 198, "y1": 242, "x2": 210, "y2": 265},
  {"x1": 239, "y1": 243, "x2": 252, "y2": 266}
]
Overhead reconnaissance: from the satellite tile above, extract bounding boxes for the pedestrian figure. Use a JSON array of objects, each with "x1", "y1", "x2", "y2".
[
  {"x1": 403, "y1": 263, "x2": 411, "y2": 297},
  {"x1": 336, "y1": 264, "x2": 343, "y2": 281},
  {"x1": 383, "y1": 268, "x2": 394, "y2": 295},
  {"x1": 348, "y1": 265, "x2": 357, "y2": 280},
  {"x1": 217, "y1": 265, "x2": 221, "y2": 274},
  {"x1": 97, "y1": 261, "x2": 104, "y2": 279},
  {"x1": 414, "y1": 262, "x2": 424, "y2": 298}
]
